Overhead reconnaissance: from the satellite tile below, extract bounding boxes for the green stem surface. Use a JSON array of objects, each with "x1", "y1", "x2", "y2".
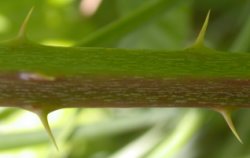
[{"x1": 0, "y1": 44, "x2": 250, "y2": 110}]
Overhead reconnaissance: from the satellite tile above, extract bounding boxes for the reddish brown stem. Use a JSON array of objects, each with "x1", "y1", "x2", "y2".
[{"x1": 0, "y1": 74, "x2": 249, "y2": 110}]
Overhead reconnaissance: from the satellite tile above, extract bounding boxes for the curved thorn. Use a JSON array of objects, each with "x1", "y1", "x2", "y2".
[
  {"x1": 17, "y1": 6, "x2": 34, "y2": 40},
  {"x1": 36, "y1": 110, "x2": 59, "y2": 150},
  {"x1": 193, "y1": 10, "x2": 210, "y2": 48},
  {"x1": 215, "y1": 108, "x2": 243, "y2": 144}
]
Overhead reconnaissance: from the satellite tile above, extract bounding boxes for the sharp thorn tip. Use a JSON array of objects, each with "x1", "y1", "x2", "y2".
[
  {"x1": 36, "y1": 110, "x2": 59, "y2": 150},
  {"x1": 192, "y1": 10, "x2": 211, "y2": 48},
  {"x1": 215, "y1": 108, "x2": 243, "y2": 144},
  {"x1": 17, "y1": 6, "x2": 35, "y2": 40}
]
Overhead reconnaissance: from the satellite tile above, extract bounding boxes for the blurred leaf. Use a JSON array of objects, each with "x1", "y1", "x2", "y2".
[
  {"x1": 77, "y1": 0, "x2": 184, "y2": 47},
  {"x1": 230, "y1": 15, "x2": 250, "y2": 52},
  {"x1": 118, "y1": 1, "x2": 192, "y2": 49},
  {"x1": 0, "y1": 108, "x2": 18, "y2": 120},
  {"x1": 0, "y1": 109, "x2": 173, "y2": 150}
]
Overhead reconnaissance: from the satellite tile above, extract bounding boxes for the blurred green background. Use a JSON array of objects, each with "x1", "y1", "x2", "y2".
[{"x1": 0, "y1": 0, "x2": 250, "y2": 157}]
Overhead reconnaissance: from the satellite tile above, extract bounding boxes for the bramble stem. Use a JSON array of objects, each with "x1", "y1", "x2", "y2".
[{"x1": 0, "y1": 45, "x2": 249, "y2": 110}]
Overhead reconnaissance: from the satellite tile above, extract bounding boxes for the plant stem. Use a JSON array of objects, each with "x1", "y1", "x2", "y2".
[{"x1": 0, "y1": 45, "x2": 249, "y2": 110}]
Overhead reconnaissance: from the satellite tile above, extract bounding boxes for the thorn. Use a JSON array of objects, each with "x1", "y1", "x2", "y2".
[
  {"x1": 192, "y1": 10, "x2": 210, "y2": 48},
  {"x1": 214, "y1": 107, "x2": 243, "y2": 144},
  {"x1": 17, "y1": 6, "x2": 34, "y2": 41},
  {"x1": 36, "y1": 110, "x2": 59, "y2": 150}
]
